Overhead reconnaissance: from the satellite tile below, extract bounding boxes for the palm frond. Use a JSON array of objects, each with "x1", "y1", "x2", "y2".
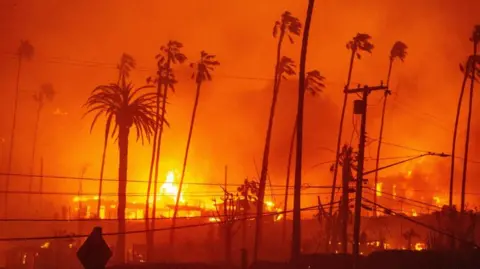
[
  {"x1": 273, "y1": 21, "x2": 280, "y2": 37},
  {"x1": 390, "y1": 41, "x2": 408, "y2": 62},
  {"x1": 117, "y1": 53, "x2": 136, "y2": 81},
  {"x1": 471, "y1": 25, "x2": 480, "y2": 43},
  {"x1": 278, "y1": 56, "x2": 296, "y2": 79},
  {"x1": 305, "y1": 69, "x2": 326, "y2": 95},
  {"x1": 282, "y1": 11, "x2": 302, "y2": 36},
  {"x1": 18, "y1": 40, "x2": 34, "y2": 60},
  {"x1": 192, "y1": 51, "x2": 219, "y2": 83},
  {"x1": 348, "y1": 33, "x2": 375, "y2": 54}
]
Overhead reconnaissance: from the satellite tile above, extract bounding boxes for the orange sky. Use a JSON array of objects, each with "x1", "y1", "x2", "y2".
[{"x1": 0, "y1": 0, "x2": 479, "y2": 211}]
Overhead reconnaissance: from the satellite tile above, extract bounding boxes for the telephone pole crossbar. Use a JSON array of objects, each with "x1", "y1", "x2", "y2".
[{"x1": 344, "y1": 83, "x2": 387, "y2": 269}]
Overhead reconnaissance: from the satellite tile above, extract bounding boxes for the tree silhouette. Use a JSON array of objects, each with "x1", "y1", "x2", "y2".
[
  {"x1": 29, "y1": 83, "x2": 55, "y2": 206},
  {"x1": 373, "y1": 41, "x2": 407, "y2": 216},
  {"x1": 450, "y1": 55, "x2": 479, "y2": 209},
  {"x1": 84, "y1": 68, "x2": 159, "y2": 262},
  {"x1": 170, "y1": 50, "x2": 219, "y2": 248},
  {"x1": 254, "y1": 11, "x2": 302, "y2": 259},
  {"x1": 96, "y1": 54, "x2": 136, "y2": 217},
  {"x1": 460, "y1": 25, "x2": 480, "y2": 213},
  {"x1": 5, "y1": 40, "x2": 34, "y2": 217},
  {"x1": 145, "y1": 41, "x2": 185, "y2": 260},
  {"x1": 282, "y1": 69, "x2": 325, "y2": 242},
  {"x1": 292, "y1": 0, "x2": 316, "y2": 261},
  {"x1": 328, "y1": 33, "x2": 373, "y2": 248},
  {"x1": 255, "y1": 49, "x2": 299, "y2": 259},
  {"x1": 238, "y1": 178, "x2": 259, "y2": 248}
]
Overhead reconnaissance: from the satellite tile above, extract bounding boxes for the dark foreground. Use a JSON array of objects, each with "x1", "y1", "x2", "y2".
[{"x1": 109, "y1": 250, "x2": 480, "y2": 269}]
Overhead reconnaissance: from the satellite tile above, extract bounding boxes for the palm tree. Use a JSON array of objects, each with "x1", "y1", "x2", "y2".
[
  {"x1": 292, "y1": 0, "x2": 316, "y2": 262},
  {"x1": 29, "y1": 83, "x2": 55, "y2": 205},
  {"x1": 145, "y1": 41, "x2": 185, "y2": 260},
  {"x1": 4, "y1": 40, "x2": 34, "y2": 217},
  {"x1": 449, "y1": 56, "x2": 474, "y2": 209},
  {"x1": 95, "y1": 54, "x2": 136, "y2": 217},
  {"x1": 373, "y1": 41, "x2": 407, "y2": 216},
  {"x1": 460, "y1": 25, "x2": 480, "y2": 213},
  {"x1": 254, "y1": 56, "x2": 297, "y2": 259},
  {"x1": 282, "y1": 69, "x2": 325, "y2": 242},
  {"x1": 84, "y1": 72, "x2": 159, "y2": 263},
  {"x1": 170, "y1": 51, "x2": 219, "y2": 247},
  {"x1": 328, "y1": 33, "x2": 373, "y2": 247},
  {"x1": 253, "y1": 12, "x2": 301, "y2": 259}
]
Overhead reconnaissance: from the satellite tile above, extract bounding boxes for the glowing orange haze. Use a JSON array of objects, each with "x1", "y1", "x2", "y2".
[{"x1": 0, "y1": 0, "x2": 479, "y2": 212}]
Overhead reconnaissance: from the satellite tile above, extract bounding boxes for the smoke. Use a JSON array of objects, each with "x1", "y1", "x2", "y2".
[{"x1": 0, "y1": 0, "x2": 479, "y2": 208}]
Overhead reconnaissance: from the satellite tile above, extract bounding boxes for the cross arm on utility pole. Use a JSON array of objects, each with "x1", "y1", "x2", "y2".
[{"x1": 344, "y1": 83, "x2": 388, "y2": 94}]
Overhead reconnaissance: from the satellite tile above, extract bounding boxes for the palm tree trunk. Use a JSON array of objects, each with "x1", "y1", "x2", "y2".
[
  {"x1": 97, "y1": 123, "x2": 111, "y2": 217},
  {"x1": 145, "y1": 80, "x2": 161, "y2": 261},
  {"x1": 28, "y1": 105, "x2": 42, "y2": 206},
  {"x1": 373, "y1": 59, "x2": 393, "y2": 216},
  {"x1": 461, "y1": 44, "x2": 478, "y2": 213},
  {"x1": 4, "y1": 57, "x2": 23, "y2": 218},
  {"x1": 170, "y1": 81, "x2": 202, "y2": 249},
  {"x1": 253, "y1": 29, "x2": 285, "y2": 262},
  {"x1": 292, "y1": 0, "x2": 315, "y2": 262},
  {"x1": 282, "y1": 117, "x2": 297, "y2": 243},
  {"x1": 327, "y1": 46, "x2": 356, "y2": 251},
  {"x1": 149, "y1": 80, "x2": 169, "y2": 261},
  {"x1": 449, "y1": 58, "x2": 471, "y2": 208},
  {"x1": 116, "y1": 125, "x2": 129, "y2": 263}
]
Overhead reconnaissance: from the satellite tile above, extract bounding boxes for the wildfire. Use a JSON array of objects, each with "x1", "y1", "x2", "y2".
[
  {"x1": 208, "y1": 217, "x2": 221, "y2": 222},
  {"x1": 160, "y1": 171, "x2": 184, "y2": 203},
  {"x1": 412, "y1": 209, "x2": 418, "y2": 217},
  {"x1": 414, "y1": 242, "x2": 425, "y2": 251},
  {"x1": 376, "y1": 182, "x2": 383, "y2": 197}
]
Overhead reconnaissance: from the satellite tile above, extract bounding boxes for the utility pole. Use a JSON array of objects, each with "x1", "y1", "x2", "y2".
[
  {"x1": 340, "y1": 145, "x2": 353, "y2": 253},
  {"x1": 346, "y1": 84, "x2": 387, "y2": 268}
]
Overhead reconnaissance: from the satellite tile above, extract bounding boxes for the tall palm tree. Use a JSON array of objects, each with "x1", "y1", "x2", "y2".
[
  {"x1": 253, "y1": 12, "x2": 301, "y2": 259},
  {"x1": 254, "y1": 56, "x2": 297, "y2": 259},
  {"x1": 145, "y1": 41, "x2": 185, "y2": 260},
  {"x1": 170, "y1": 51, "x2": 219, "y2": 247},
  {"x1": 4, "y1": 40, "x2": 34, "y2": 217},
  {"x1": 373, "y1": 41, "x2": 407, "y2": 216},
  {"x1": 449, "y1": 56, "x2": 475, "y2": 208},
  {"x1": 292, "y1": 0, "x2": 315, "y2": 262},
  {"x1": 460, "y1": 25, "x2": 480, "y2": 213},
  {"x1": 96, "y1": 54, "x2": 136, "y2": 217},
  {"x1": 84, "y1": 75, "x2": 159, "y2": 263},
  {"x1": 282, "y1": 69, "x2": 324, "y2": 242},
  {"x1": 328, "y1": 33, "x2": 373, "y2": 246},
  {"x1": 29, "y1": 83, "x2": 55, "y2": 205}
]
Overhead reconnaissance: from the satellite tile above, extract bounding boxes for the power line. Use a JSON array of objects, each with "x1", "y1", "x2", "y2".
[
  {"x1": 0, "y1": 190, "x2": 332, "y2": 197},
  {"x1": 362, "y1": 198, "x2": 479, "y2": 248},
  {"x1": 0, "y1": 203, "x2": 332, "y2": 241},
  {"x1": 0, "y1": 172, "x2": 310, "y2": 188},
  {"x1": 364, "y1": 186, "x2": 441, "y2": 209}
]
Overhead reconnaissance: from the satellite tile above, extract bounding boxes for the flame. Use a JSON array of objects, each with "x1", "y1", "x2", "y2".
[
  {"x1": 274, "y1": 208, "x2": 284, "y2": 221},
  {"x1": 40, "y1": 242, "x2": 50, "y2": 249},
  {"x1": 160, "y1": 171, "x2": 184, "y2": 203},
  {"x1": 407, "y1": 170, "x2": 412, "y2": 177},
  {"x1": 392, "y1": 184, "x2": 397, "y2": 200},
  {"x1": 265, "y1": 200, "x2": 275, "y2": 211},
  {"x1": 376, "y1": 182, "x2": 383, "y2": 197},
  {"x1": 433, "y1": 196, "x2": 441, "y2": 206},
  {"x1": 209, "y1": 217, "x2": 221, "y2": 222},
  {"x1": 412, "y1": 209, "x2": 418, "y2": 217},
  {"x1": 414, "y1": 242, "x2": 425, "y2": 251}
]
